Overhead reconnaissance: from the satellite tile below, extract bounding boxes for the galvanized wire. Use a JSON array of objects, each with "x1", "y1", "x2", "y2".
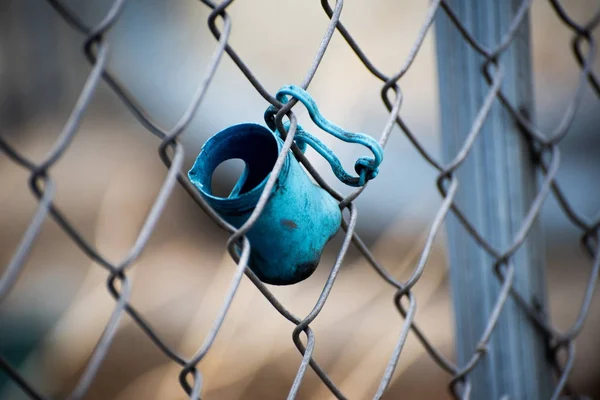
[{"x1": 0, "y1": 0, "x2": 598, "y2": 399}]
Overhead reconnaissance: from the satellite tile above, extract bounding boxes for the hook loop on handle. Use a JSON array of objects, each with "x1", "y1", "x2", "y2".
[{"x1": 264, "y1": 84, "x2": 383, "y2": 187}]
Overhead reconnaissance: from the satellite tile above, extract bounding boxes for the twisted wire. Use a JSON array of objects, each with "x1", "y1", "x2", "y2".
[{"x1": 0, "y1": 0, "x2": 598, "y2": 399}]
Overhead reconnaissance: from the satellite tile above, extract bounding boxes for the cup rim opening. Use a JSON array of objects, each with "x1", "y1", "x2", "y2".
[{"x1": 188, "y1": 123, "x2": 288, "y2": 211}]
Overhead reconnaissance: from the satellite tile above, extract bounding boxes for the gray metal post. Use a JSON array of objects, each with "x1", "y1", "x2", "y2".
[{"x1": 435, "y1": 1, "x2": 553, "y2": 399}]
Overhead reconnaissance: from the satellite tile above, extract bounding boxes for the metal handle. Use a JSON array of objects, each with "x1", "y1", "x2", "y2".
[{"x1": 265, "y1": 84, "x2": 383, "y2": 187}]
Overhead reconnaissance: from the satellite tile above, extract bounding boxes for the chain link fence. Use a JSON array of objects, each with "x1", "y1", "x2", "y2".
[{"x1": 0, "y1": 0, "x2": 598, "y2": 399}]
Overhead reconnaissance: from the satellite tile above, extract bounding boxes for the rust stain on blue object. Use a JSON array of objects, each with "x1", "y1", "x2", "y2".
[
  {"x1": 188, "y1": 123, "x2": 341, "y2": 285},
  {"x1": 281, "y1": 219, "x2": 298, "y2": 229}
]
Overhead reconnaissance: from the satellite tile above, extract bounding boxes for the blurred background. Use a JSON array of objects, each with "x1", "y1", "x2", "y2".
[{"x1": 0, "y1": 0, "x2": 599, "y2": 399}]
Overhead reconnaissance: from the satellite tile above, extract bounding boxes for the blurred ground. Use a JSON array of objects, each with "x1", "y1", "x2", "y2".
[{"x1": 0, "y1": 1, "x2": 599, "y2": 399}]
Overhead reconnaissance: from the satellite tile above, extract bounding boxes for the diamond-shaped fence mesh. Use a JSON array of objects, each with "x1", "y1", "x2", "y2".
[{"x1": 0, "y1": 0, "x2": 598, "y2": 399}]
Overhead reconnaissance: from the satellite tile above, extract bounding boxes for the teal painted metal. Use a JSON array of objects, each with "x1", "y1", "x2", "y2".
[
  {"x1": 188, "y1": 123, "x2": 342, "y2": 285},
  {"x1": 189, "y1": 85, "x2": 384, "y2": 285},
  {"x1": 265, "y1": 85, "x2": 383, "y2": 187}
]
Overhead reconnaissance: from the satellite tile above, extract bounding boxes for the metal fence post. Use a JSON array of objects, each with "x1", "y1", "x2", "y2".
[{"x1": 435, "y1": 1, "x2": 554, "y2": 399}]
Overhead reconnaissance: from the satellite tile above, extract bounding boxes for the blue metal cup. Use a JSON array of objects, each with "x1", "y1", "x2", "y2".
[{"x1": 188, "y1": 123, "x2": 342, "y2": 285}]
